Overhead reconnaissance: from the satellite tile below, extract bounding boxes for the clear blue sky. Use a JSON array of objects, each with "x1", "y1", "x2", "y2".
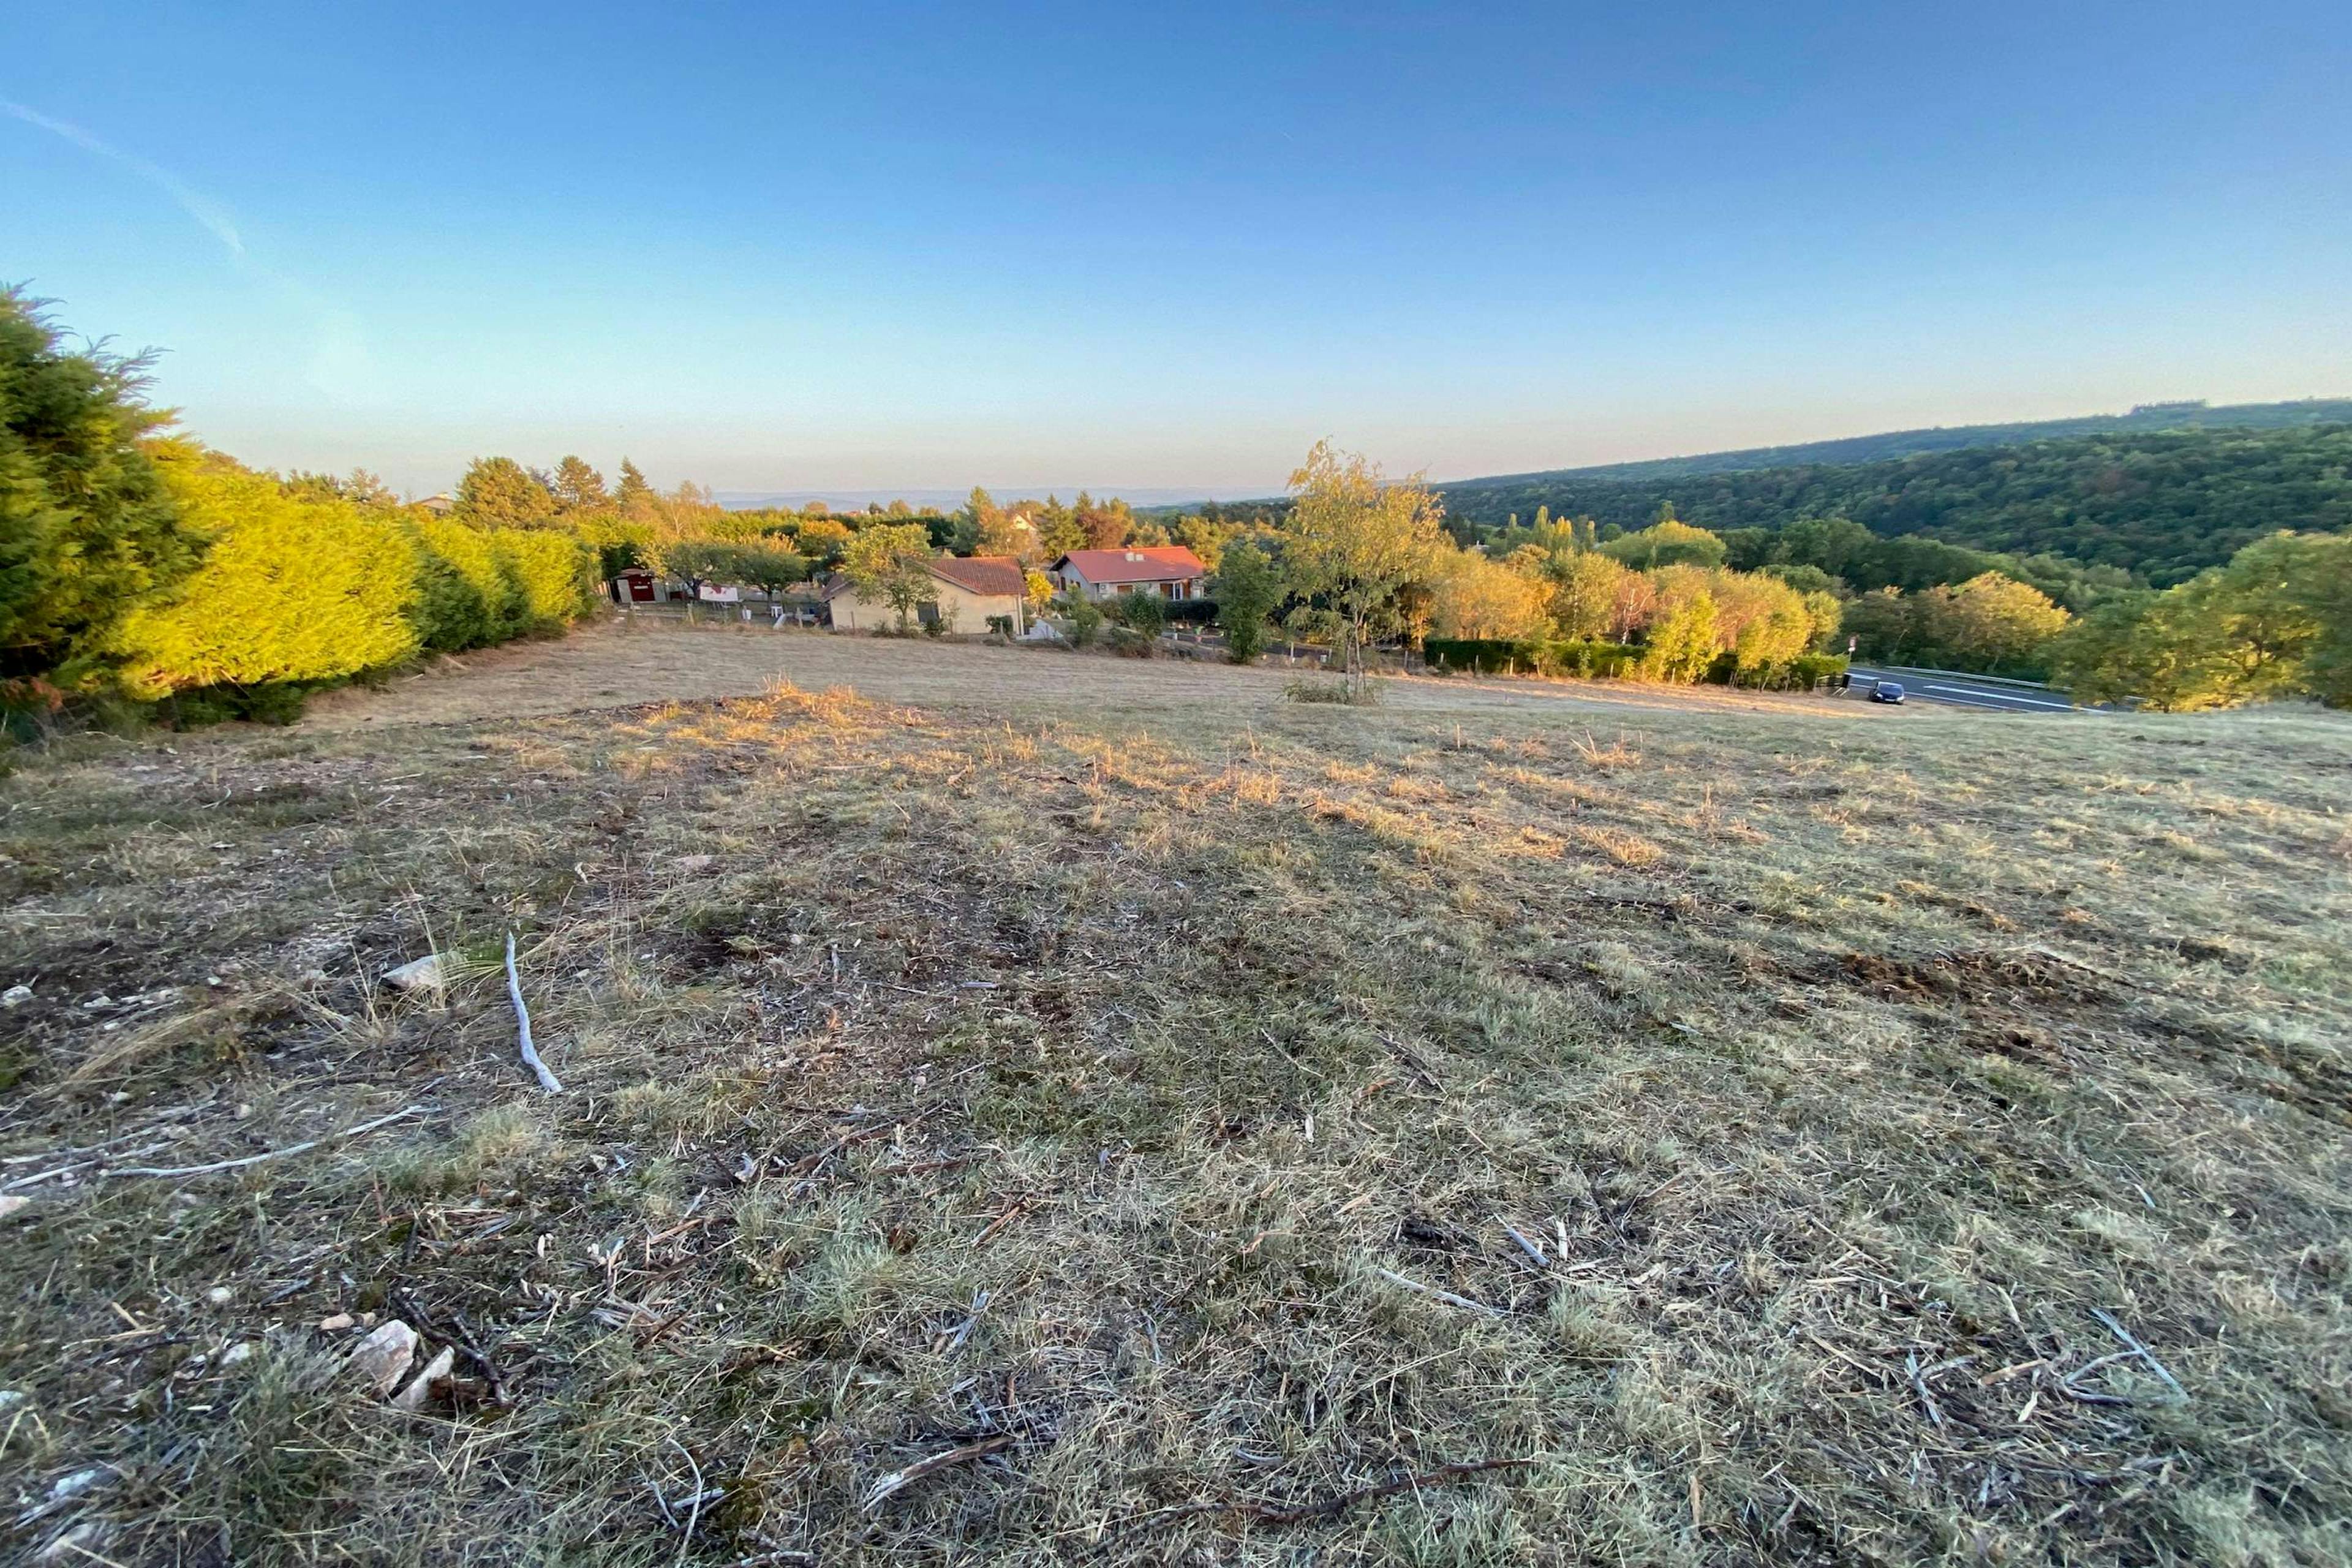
[{"x1": 7, "y1": 1, "x2": 2348, "y2": 500}]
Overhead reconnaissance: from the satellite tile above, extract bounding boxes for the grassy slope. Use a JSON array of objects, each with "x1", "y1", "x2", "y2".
[{"x1": 2, "y1": 669, "x2": 2349, "y2": 1566}]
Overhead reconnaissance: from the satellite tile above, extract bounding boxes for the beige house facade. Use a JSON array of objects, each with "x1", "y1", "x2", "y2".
[{"x1": 826, "y1": 554, "x2": 1028, "y2": 635}]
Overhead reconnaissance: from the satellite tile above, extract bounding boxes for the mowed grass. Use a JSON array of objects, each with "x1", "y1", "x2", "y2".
[{"x1": 2, "y1": 644, "x2": 2349, "y2": 1566}]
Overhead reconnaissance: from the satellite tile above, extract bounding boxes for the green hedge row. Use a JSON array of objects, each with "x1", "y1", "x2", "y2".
[
  {"x1": 410, "y1": 518, "x2": 598, "y2": 652},
  {"x1": 1426, "y1": 636, "x2": 1849, "y2": 688},
  {"x1": 1423, "y1": 637, "x2": 1643, "y2": 677},
  {"x1": 1702, "y1": 650, "x2": 1850, "y2": 688},
  {"x1": 113, "y1": 447, "x2": 597, "y2": 722}
]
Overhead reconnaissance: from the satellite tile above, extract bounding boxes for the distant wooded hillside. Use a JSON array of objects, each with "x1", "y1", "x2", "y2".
[
  {"x1": 1442, "y1": 398, "x2": 2352, "y2": 491},
  {"x1": 1440, "y1": 421, "x2": 2352, "y2": 585}
]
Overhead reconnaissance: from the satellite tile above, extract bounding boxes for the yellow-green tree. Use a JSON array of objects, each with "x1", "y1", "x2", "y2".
[
  {"x1": 1914, "y1": 573, "x2": 2071, "y2": 672},
  {"x1": 1280, "y1": 442, "x2": 1449, "y2": 695},
  {"x1": 1544, "y1": 551, "x2": 1637, "y2": 641},
  {"x1": 111, "y1": 443, "x2": 418, "y2": 698},
  {"x1": 1430, "y1": 548, "x2": 1548, "y2": 639},
  {"x1": 2052, "y1": 532, "x2": 2352, "y2": 709},
  {"x1": 841, "y1": 522, "x2": 937, "y2": 630},
  {"x1": 1639, "y1": 567, "x2": 1721, "y2": 682},
  {"x1": 1597, "y1": 518, "x2": 1728, "y2": 571}
]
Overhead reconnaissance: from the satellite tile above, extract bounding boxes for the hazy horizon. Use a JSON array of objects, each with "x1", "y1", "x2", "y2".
[{"x1": 9, "y1": 2, "x2": 2348, "y2": 498}]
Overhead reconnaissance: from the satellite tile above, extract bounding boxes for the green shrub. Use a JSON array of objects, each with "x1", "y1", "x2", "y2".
[
  {"x1": 1423, "y1": 637, "x2": 1639, "y2": 677},
  {"x1": 497, "y1": 527, "x2": 597, "y2": 631},
  {"x1": 1284, "y1": 674, "x2": 1378, "y2": 704},
  {"x1": 1115, "y1": 591, "x2": 1167, "y2": 635},
  {"x1": 408, "y1": 518, "x2": 508, "y2": 650},
  {"x1": 1705, "y1": 649, "x2": 1851, "y2": 688},
  {"x1": 409, "y1": 521, "x2": 594, "y2": 651}
]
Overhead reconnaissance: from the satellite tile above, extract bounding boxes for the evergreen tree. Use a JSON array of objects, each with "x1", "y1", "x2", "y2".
[
  {"x1": 0, "y1": 288, "x2": 199, "y2": 686},
  {"x1": 615, "y1": 458, "x2": 655, "y2": 513},
  {"x1": 551, "y1": 455, "x2": 609, "y2": 512},
  {"x1": 451, "y1": 456, "x2": 556, "y2": 528}
]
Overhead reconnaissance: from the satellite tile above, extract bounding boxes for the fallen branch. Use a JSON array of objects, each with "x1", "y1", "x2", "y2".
[
  {"x1": 507, "y1": 932, "x2": 564, "y2": 1094},
  {"x1": 104, "y1": 1104, "x2": 424, "y2": 1180},
  {"x1": 1373, "y1": 1265, "x2": 1502, "y2": 1317},
  {"x1": 861, "y1": 1433, "x2": 1014, "y2": 1512},
  {"x1": 1498, "y1": 1219, "x2": 1549, "y2": 1268},
  {"x1": 2089, "y1": 1308, "x2": 2188, "y2": 1403}
]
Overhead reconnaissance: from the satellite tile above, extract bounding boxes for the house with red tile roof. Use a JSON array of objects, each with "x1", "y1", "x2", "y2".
[
  {"x1": 1047, "y1": 546, "x2": 1208, "y2": 601},
  {"x1": 824, "y1": 554, "x2": 1030, "y2": 634}
]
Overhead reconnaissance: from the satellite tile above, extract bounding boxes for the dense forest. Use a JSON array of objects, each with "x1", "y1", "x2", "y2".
[
  {"x1": 1439, "y1": 423, "x2": 2352, "y2": 585},
  {"x1": 1441, "y1": 397, "x2": 2352, "y2": 490}
]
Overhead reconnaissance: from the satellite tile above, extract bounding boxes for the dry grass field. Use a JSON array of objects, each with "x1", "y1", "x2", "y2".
[{"x1": 4, "y1": 625, "x2": 2350, "y2": 1566}]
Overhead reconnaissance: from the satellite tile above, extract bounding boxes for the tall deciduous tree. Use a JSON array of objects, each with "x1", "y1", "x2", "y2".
[
  {"x1": 840, "y1": 522, "x2": 937, "y2": 630},
  {"x1": 1597, "y1": 518, "x2": 1728, "y2": 571},
  {"x1": 730, "y1": 542, "x2": 808, "y2": 598},
  {"x1": 1280, "y1": 442, "x2": 1449, "y2": 695},
  {"x1": 0, "y1": 288, "x2": 198, "y2": 687},
  {"x1": 657, "y1": 539, "x2": 737, "y2": 603},
  {"x1": 1429, "y1": 549, "x2": 1547, "y2": 639},
  {"x1": 1074, "y1": 491, "x2": 1131, "y2": 550},
  {"x1": 2052, "y1": 531, "x2": 2352, "y2": 709}
]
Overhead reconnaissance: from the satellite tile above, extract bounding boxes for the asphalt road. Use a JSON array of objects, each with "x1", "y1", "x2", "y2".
[{"x1": 1844, "y1": 665, "x2": 2080, "y2": 714}]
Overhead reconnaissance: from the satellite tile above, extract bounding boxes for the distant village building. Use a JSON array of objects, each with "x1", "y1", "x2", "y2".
[
  {"x1": 1047, "y1": 546, "x2": 1207, "y2": 601},
  {"x1": 415, "y1": 493, "x2": 455, "y2": 515},
  {"x1": 825, "y1": 554, "x2": 1029, "y2": 634}
]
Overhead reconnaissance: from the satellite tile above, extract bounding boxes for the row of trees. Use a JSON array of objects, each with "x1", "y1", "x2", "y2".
[
  {"x1": 1184, "y1": 446, "x2": 1854, "y2": 698},
  {"x1": 1, "y1": 290, "x2": 597, "y2": 723}
]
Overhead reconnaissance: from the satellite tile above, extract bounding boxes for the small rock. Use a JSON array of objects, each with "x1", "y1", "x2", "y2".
[
  {"x1": 298, "y1": 967, "x2": 331, "y2": 985},
  {"x1": 317, "y1": 1312, "x2": 354, "y2": 1332},
  {"x1": 347, "y1": 1319, "x2": 419, "y2": 1395},
  {"x1": 81, "y1": 995, "x2": 115, "y2": 1011},
  {"x1": 206, "y1": 1286, "x2": 234, "y2": 1306},
  {"x1": 219, "y1": 1341, "x2": 260, "y2": 1370},
  {"x1": 390, "y1": 1346, "x2": 456, "y2": 1413},
  {"x1": 1, "y1": 983, "x2": 31, "y2": 1008},
  {"x1": 0, "y1": 1196, "x2": 32, "y2": 1223},
  {"x1": 382, "y1": 955, "x2": 445, "y2": 993},
  {"x1": 676, "y1": 853, "x2": 715, "y2": 873},
  {"x1": 45, "y1": 1468, "x2": 110, "y2": 1504}
]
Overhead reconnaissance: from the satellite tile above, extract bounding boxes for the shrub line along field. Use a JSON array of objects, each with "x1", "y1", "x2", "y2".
[{"x1": 2, "y1": 626, "x2": 2348, "y2": 1566}]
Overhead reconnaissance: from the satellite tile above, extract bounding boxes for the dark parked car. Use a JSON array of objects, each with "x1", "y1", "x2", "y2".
[{"x1": 1869, "y1": 680, "x2": 1905, "y2": 704}]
